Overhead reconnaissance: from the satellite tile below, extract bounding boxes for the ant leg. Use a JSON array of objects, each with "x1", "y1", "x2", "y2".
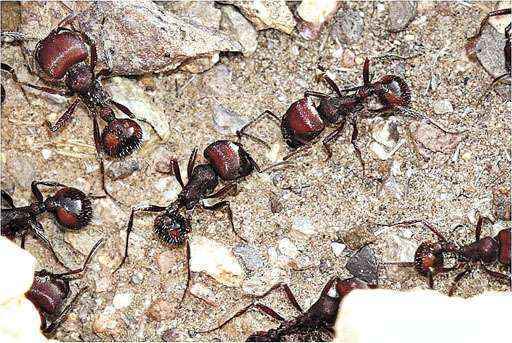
[
  {"x1": 96, "y1": 67, "x2": 112, "y2": 79},
  {"x1": 196, "y1": 303, "x2": 285, "y2": 334},
  {"x1": 1, "y1": 189, "x2": 15, "y2": 208},
  {"x1": 1, "y1": 63, "x2": 71, "y2": 96},
  {"x1": 427, "y1": 271, "x2": 434, "y2": 289},
  {"x1": 43, "y1": 286, "x2": 88, "y2": 335},
  {"x1": 304, "y1": 90, "x2": 331, "y2": 99},
  {"x1": 350, "y1": 118, "x2": 366, "y2": 173},
  {"x1": 178, "y1": 240, "x2": 191, "y2": 307},
  {"x1": 363, "y1": 58, "x2": 371, "y2": 85},
  {"x1": 448, "y1": 267, "x2": 471, "y2": 296},
  {"x1": 481, "y1": 265, "x2": 511, "y2": 284},
  {"x1": 20, "y1": 231, "x2": 28, "y2": 249},
  {"x1": 172, "y1": 159, "x2": 185, "y2": 188},
  {"x1": 322, "y1": 75, "x2": 342, "y2": 97},
  {"x1": 322, "y1": 118, "x2": 347, "y2": 162},
  {"x1": 47, "y1": 98, "x2": 80, "y2": 132},
  {"x1": 236, "y1": 110, "x2": 280, "y2": 149},
  {"x1": 30, "y1": 219, "x2": 69, "y2": 270},
  {"x1": 205, "y1": 183, "x2": 237, "y2": 199},
  {"x1": 187, "y1": 147, "x2": 198, "y2": 180},
  {"x1": 31, "y1": 180, "x2": 68, "y2": 203},
  {"x1": 77, "y1": 30, "x2": 97, "y2": 71},
  {"x1": 202, "y1": 200, "x2": 247, "y2": 242},
  {"x1": 91, "y1": 115, "x2": 118, "y2": 203},
  {"x1": 113, "y1": 205, "x2": 167, "y2": 273},
  {"x1": 253, "y1": 283, "x2": 304, "y2": 313},
  {"x1": 282, "y1": 141, "x2": 314, "y2": 162},
  {"x1": 54, "y1": 238, "x2": 104, "y2": 277}
]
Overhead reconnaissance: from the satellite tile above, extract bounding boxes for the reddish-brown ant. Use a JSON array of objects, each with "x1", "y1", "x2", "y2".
[
  {"x1": 195, "y1": 277, "x2": 373, "y2": 341},
  {"x1": 237, "y1": 58, "x2": 413, "y2": 173},
  {"x1": 447, "y1": 217, "x2": 510, "y2": 295},
  {"x1": 468, "y1": 8, "x2": 511, "y2": 96},
  {"x1": 114, "y1": 140, "x2": 265, "y2": 305},
  {"x1": 26, "y1": 238, "x2": 103, "y2": 335},
  {"x1": 1, "y1": 13, "x2": 150, "y2": 200},
  {"x1": 1, "y1": 181, "x2": 94, "y2": 269},
  {"x1": 382, "y1": 217, "x2": 511, "y2": 294}
]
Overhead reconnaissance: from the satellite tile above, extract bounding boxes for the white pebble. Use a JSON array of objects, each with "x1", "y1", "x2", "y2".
[
  {"x1": 292, "y1": 217, "x2": 316, "y2": 235},
  {"x1": 278, "y1": 238, "x2": 299, "y2": 258},
  {"x1": 433, "y1": 99, "x2": 453, "y2": 115},
  {"x1": 331, "y1": 242, "x2": 346, "y2": 257},
  {"x1": 113, "y1": 292, "x2": 132, "y2": 309}
]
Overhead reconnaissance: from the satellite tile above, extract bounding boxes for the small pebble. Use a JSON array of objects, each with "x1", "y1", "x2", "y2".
[
  {"x1": 278, "y1": 238, "x2": 299, "y2": 259},
  {"x1": 113, "y1": 292, "x2": 132, "y2": 310},
  {"x1": 212, "y1": 101, "x2": 249, "y2": 135},
  {"x1": 331, "y1": 9, "x2": 364, "y2": 44},
  {"x1": 387, "y1": 1, "x2": 417, "y2": 32},
  {"x1": 41, "y1": 149, "x2": 52, "y2": 160},
  {"x1": 433, "y1": 99, "x2": 453, "y2": 114},
  {"x1": 146, "y1": 299, "x2": 176, "y2": 321},
  {"x1": 346, "y1": 245, "x2": 378, "y2": 285},
  {"x1": 131, "y1": 272, "x2": 144, "y2": 285},
  {"x1": 331, "y1": 241, "x2": 346, "y2": 257},
  {"x1": 341, "y1": 49, "x2": 356, "y2": 68},
  {"x1": 190, "y1": 283, "x2": 216, "y2": 304},
  {"x1": 292, "y1": 217, "x2": 316, "y2": 236},
  {"x1": 233, "y1": 244, "x2": 265, "y2": 271},
  {"x1": 493, "y1": 186, "x2": 511, "y2": 221}
]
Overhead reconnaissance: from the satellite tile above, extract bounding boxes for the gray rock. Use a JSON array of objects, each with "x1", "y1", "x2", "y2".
[
  {"x1": 386, "y1": 1, "x2": 417, "y2": 33},
  {"x1": 433, "y1": 99, "x2": 453, "y2": 115},
  {"x1": 345, "y1": 245, "x2": 378, "y2": 285},
  {"x1": 106, "y1": 159, "x2": 140, "y2": 181},
  {"x1": 212, "y1": 101, "x2": 249, "y2": 135},
  {"x1": 492, "y1": 186, "x2": 511, "y2": 221},
  {"x1": 221, "y1": 0, "x2": 295, "y2": 34},
  {"x1": 201, "y1": 64, "x2": 234, "y2": 98},
  {"x1": 220, "y1": 5, "x2": 258, "y2": 56},
  {"x1": 331, "y1": 9, "x2": 364, "y2": 44},
  {"x1": 233, "y1": 243, "x2": 265, "y2": 271},
  {"x1": 4, "y1": 152, "x2": 36, "y2": 189},
  {"x1": 161, "y1": 0, "x2": 221, "y2": 29},
  {"x1": 410, "y1": 121, "x2": 463, "y2": 159},
  {"x1": 20, "y1": 1, "x2": 242, "y2": 75}
]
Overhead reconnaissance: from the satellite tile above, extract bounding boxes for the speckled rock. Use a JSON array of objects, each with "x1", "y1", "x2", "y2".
[
  {"x1": 189, "y1": 236, "x2": 245, "y2": 286},
  {"x1": 386, "y1": 1, "x2": 417, "y2": 33},
  {"x1": 222, "y1": 0, "x2": 295, "y2": 34},
  {"x1": 296, "y1": 0, "x2": 341, "y2": 40},
  {"x1": 146, "y1": 299, "x2": 176, "y2": 321},
  {"x1": 233, "y1": 244, "x2": 265, "y2": 271},
  {"x1": 19, "y1": 1, "x2": 242, "y2": 75},
  {"x1": 212, "y1": 100, "x2": 249, "y2": 135},
  {"x1": 492, "y1": 186, "x2": 511, "y2": 221},
  {"x1": 220, "y1": 5, "x2": 259, "y2": 56},
  {"x1": 331, "y1": 8, "x2": 364, "y2": 44},
  {"x1": 410, "y1": 121, "x2": 463, "y2": 160}
]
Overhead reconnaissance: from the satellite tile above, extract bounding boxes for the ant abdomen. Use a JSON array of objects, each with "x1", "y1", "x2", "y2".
[
  {"x1": 204, "y1": 140, "x2": 255, "y2": 181},
  {"x1": 46, "y1": 187, "x2": 93, "y2": 230},
  {"x1": 281, "y1": 97, "x2": 325, "y2": 148},
  {"x1": 101, "y1": 118, "x2": 143, "y2": 158},
  {"x1": 496, "y1": 229, "x2": 511, "y2": 266},
  {"x1": 154, "y1": 212, "x2": 191, "y2": 245},
  {"x1": 36, "y1": 31, "x2": 89, "y2": 80}
]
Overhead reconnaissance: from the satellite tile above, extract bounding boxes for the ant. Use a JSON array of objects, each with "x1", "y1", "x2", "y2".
[
  {"x1": 468, "y1": 8, "x2": 511, "y2": 97},
  {"x1": 1, "y1": 181, "x2": 93, "y2": 269},
  {"x1": 237, "y1": 58, "x2": 412, "y2": 173},
  {"x1": 114, "y1": 140, "x2": 268, "y2": 304},
  {"x1": 1, "y1": 13, "x2": 150, "y2": 200},
  {"x1": 26, "y1": 238, "x2": 104, "y2": 335},
  {"x1": 195, "y1": 276, "x2": 373, "y2": 341},
  {"x1": 382, "y1": 217, "x2": 511, "y2": 294}
]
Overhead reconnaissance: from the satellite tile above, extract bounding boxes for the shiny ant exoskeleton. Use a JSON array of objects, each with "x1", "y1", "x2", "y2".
[
  {"x1": 1, "y1": 13, "x2": 148, "y2": 200},
  {"x1": 1, "y1": 181, "x2": 93, "y2": 268},
  {"x1": 383, "y1": 217, "x2": 511, "y2": 294},
  {"x1": 26, "y1": 238, "x2": 103, "y2": 335},
  {"x1": 468, "y1": 8, "x2": 511, "y2": 96},
  {"x1": 195, "y1": 277, "x2": 373, "y2": 341},
  {"x1": 114, "y1": 140, "x2": 264, "y2": 304},
  {"x1": 237, "y1": 58, "x2": 412, "y2": 173}
]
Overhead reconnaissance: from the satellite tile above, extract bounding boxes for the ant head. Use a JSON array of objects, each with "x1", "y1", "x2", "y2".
[
  {"x1": 413, "y1": 242, "x2": 445, "y2": 277},
  {"x1": 247, "y1": 330, "x2": 275, "y2": 342},
  {"x1": 377, "y1": 75, "x2": 411, "y2": 109},
  {"x1": 471, "y1": 237, "x2": 499, "y2": 264},
  {"x1": 30, "y1": 270, "x2": 71, "y2": 313},
  {"x1": 335, "y1": 277, "x2": 369, "y2": 298},
  {"x1": 65, "y1": 63, "x2": 93, "y2": 95},
  {"x1": 154, "y1": 211, "x2": 191, "y2": 246},
  {"x1": 45, "y1": 187, "x2": 93, "y2": 230},
  {"x1": 101, "y1": 118, "x2": 143, "y2": 158}
]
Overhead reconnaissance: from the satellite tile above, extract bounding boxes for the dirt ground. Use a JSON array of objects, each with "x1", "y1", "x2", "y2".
[{"x1": 1, "y1": 1, "x2": 510, "y2": 342}]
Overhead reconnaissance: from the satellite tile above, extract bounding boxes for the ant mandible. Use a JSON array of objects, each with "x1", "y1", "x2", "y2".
[
  {"x1": 114, "y1": 140, "x2": 266, "y2": 305},
  {"x1": 195, "y1": 277, "x2": 372, "y2": 341},
  {"x1": 1, "y1": 181, "x2": 94, "y2": 269},
  {"x1": 26, "y1": 238, "x2": 104, "y2": 335},
  {"x1": 1, "y1": 13, "x2": 149, "y2": 200},
  {"x1": 237, "y1": 58, "x2": 411, "y2": 174}
]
